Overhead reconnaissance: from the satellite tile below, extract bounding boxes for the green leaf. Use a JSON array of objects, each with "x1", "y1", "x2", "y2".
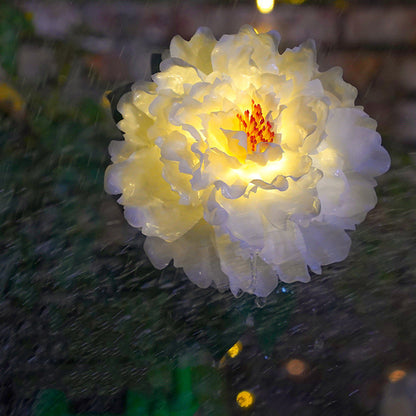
[
  {"x1": 32, "y1": 389, "x2": 69, "y2": 416},
  {"x1": 152, "y1": 397, "x2": 170, "y2": 416},
  {"x1": 126, "y1": 391, "x2": 151, "y2": 416}
]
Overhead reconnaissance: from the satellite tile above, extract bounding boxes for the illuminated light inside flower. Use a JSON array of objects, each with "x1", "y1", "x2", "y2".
[
  {"x1": 237, "y1": 100, "x2": 275, "y2": 152},
  {"x1": 257, "y1": 0, "x2": 274, "y2": 14},
  {"x1": 236, "y1": 391, "x2": 255, "y2": 408},
  {"x1": 388, "y1": 369, "x2": 407, "y2": 383},
  {"x1": 105, "y1": 25, "x2": 391, "y2": 298},
  {"x1": 227, "y1": 340, "x2": 243, "y2": 358},
  {"x1": 286, "y1": 359, "x2": 307, "y2": 376},
  {"x1": 231, "y1": 152, "x2": 290, "y2": 184}
]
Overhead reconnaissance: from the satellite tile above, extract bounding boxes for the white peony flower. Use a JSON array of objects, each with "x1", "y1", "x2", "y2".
[{"x1": 105, "y1": 26, "x2": 390, "y2": 297}]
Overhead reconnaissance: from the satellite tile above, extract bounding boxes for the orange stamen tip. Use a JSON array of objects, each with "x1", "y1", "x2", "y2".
[{"x1": 236, "y1": 101, "x2": 274, "y2": 152}]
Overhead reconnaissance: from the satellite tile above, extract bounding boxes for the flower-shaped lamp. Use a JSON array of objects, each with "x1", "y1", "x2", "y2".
[{"x1": 105, "y1": 26, "x2": 390, "y2": 297}]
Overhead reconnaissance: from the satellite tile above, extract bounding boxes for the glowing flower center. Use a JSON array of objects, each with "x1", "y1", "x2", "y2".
[{"x1": 237, "y1": 100, "x2": 275, "y2": 152}]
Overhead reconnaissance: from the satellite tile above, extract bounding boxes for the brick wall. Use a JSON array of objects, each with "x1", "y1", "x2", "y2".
[{"x1": 15, "y1": 0, "x2": 416, "y2": 145}]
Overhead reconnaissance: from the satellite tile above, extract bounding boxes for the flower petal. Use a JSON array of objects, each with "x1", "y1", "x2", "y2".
[
  {"x1": 215, "y1": 231, "x2": 278, "y2": 297},
  {"x1": 144, "y1": 220, "x2": 229, "y2": 291},
  {"x1": 170, "y1": 27, "x2": 217, "y2": 75},
  {"x1": 279, "y1": 39, "x2": 318, "y2": 86},
  {"x1": 326, "y1": 108, "x2": 390, "y2": 177},
  {"x1": 105, "y1": 146, "x2": 202, "y2": 242},
  {"x1": 153, "y1": 60, "x2": 204, "y2": 95},
  {"x1": 300, "y1": 222, "x2": 351, "y2": 267},
  {"x1": 317, "y1": 66, "x2": 358, "y2": 108}
]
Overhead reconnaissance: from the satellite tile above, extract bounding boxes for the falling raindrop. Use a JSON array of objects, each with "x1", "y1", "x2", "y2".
[
  {"x1": 276, "y1": 284, "x2": 289, "y2": 294},
  {"x1": 249, "y1": 251, "x2": 258, "y2": 292}
]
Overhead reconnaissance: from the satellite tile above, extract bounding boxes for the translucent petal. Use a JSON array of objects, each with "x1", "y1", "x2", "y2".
[
  {"x1": 317, "y1": 66, "x2": 358, "y2": 108},
  {"x1": 326, "y1": 108, "x2": 390, "y2": 177},
  {"x1": 215, "y1": 231, "x2": 278, "y2": 297},
  {"x1": 170, "y1": 27, "x2": 217, "y2": 75},
  {"x1": 105, "y1": 147, "x2": 202, "y2": 242},
  {"x1": 153, "y1": 62, "x2": 203, "y2": 95},
  {"x1": 144, "y1": 220, "x2": 229, "y2": 291},
  {"x1": 300, "y1": 222, "x2": 351, "y2": 266}
]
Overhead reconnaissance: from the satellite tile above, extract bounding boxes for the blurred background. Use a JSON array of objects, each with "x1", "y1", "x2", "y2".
[{"x1": 1, "y1": 0, "x2": 416, "y2": 415}]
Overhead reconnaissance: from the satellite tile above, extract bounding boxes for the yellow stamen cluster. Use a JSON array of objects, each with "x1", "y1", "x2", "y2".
[{"x1": 237, "y1": 100, "x2": 275, "y2": 152}]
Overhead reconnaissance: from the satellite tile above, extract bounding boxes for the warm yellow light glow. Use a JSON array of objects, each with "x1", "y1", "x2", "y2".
[
  {"x1": 227, "y1": 341, "x2": 243, "y2": 358},
  {"x1": 257, "y1": 0, "x2": 274, "y2": 14},
  {"x1": 231, "y1": 152, "x2": 291, "y2": 185},
  {"x1": 236, "y1": 390, "x2": 255, "y2": 408},
  {"x1": 254, "y1": 22, "x2": 273, "y2": 34},
  {"x1": 289, "y1": 0, "x2": 306, "y2": 4},
  {"x1": 388, "y1": 369, "x2": 407, "y2": 383},
  {"x1": 286, "y1": 359, "x2": 307, "y2": 376}
]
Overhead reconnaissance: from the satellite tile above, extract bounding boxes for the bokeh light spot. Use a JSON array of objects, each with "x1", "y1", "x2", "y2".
[
  {"x1": 236, "y1": 390, "x2": 255, "y2": 408},
  {"x1": 286, "y1": 359, "x2": 307, "y2": 376},
  {"x1": 227, "y1": 341, "x2": 243, "y2": 358},
  {"x1": 388, "y1": 369, "x2": 407, "y2": 383},
  {"x1": 257, "y1": 0, "x2": 274, "y2": 14}
]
